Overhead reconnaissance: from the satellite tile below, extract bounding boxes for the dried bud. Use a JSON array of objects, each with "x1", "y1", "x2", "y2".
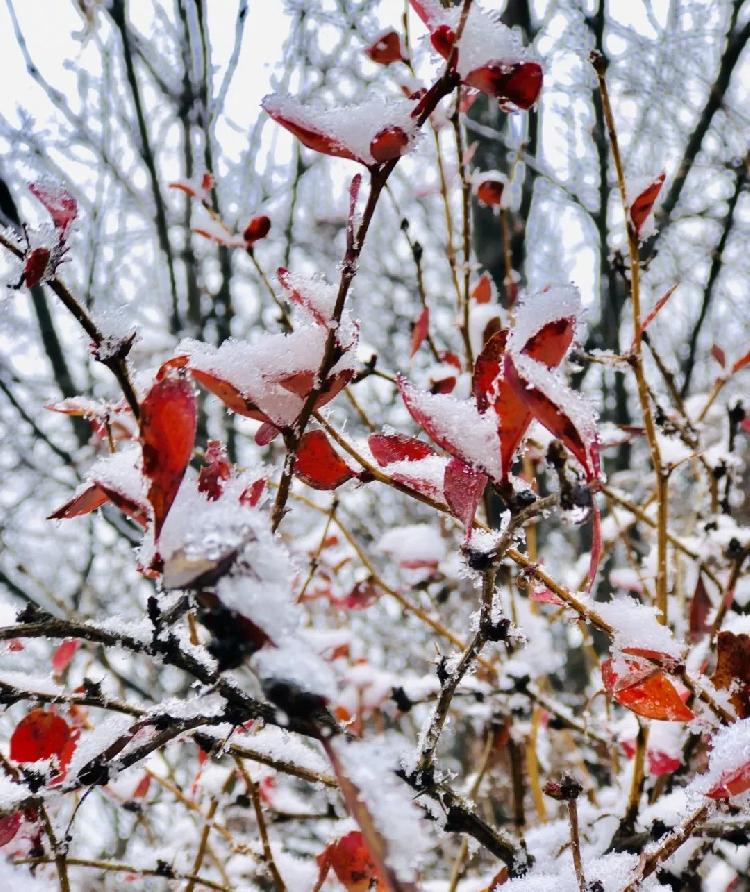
[
  {"x1": 243, "y1": 214, "x2": 271, "y2": 248},
  {"x1": 543, "y1": 774, "x2": 583, "y2": 801}
]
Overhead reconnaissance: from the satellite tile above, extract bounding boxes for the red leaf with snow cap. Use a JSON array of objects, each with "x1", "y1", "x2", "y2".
[
  {"x1": 505, "y1": 354, "x2": 599, "y2": 480},
  {"x1": 295, "y1": 431, "x2": 356, "y2": 490},
  {"x1": 48, "y1": 480, "x2": 149, "y2": 527},
  {"x1": 29, "y1": 181, "x2": 77, "y2": 234},
  {"x1": 398, "y1": 376, "x2": 502, "y2": 481},
  {"x1": 708, "y1": 763, "x2": 750, "y2": 800},
  {"x1": 262, "y1": 99, "x2": 360, "y2": 162},
  {"x1": 140, "y1": 373, "x2": 197, "y2": 539}
]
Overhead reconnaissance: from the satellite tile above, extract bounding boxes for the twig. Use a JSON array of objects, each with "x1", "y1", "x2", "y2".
[
  {"x1": 235, "y1": 758, "x2": 287, "y2": 891},
  {"x1": 15, "y1": 856, "x2": 228, "y2": 891},
  {"x1": 592, "y1": 52, "x2": 668, "y2": 623}
]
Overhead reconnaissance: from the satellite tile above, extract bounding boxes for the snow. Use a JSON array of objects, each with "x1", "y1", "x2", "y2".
[
  {"x1": 696, "y1": 718, "x2": 750, "y2": 797},
  {"x1": 332, "y1": 735, "x2": 431, "y2": 881},
  {"x1": 379, "y1": 523, "x2": 445, "y2": 566},
  {"x1": 0, "y1": 857, "x2": 54, "y2": 891},
  {"x1": 588, "y1": 595, "x2": 683, "y2": 659},
  {"x1": 65, "y1": 713, "x2": 134, "y2": 784},
  {"x1": 252, "y1": 637, "x2": 337, "y2": 702},
  {"x1": 416, "y1": 2, "x2": 528, "y2": 78},
  {"x1": 382, "y1": 454, "x2": 449, "y2": 503},
  {"x1": 76, "y1": 444, "x2": 146, "y2": 507},
  {"x1": 0, "y1": 774, "x2": 30, "y2": 812},
  {"x1": 262, "y1": 93, "x2": 420, "y2": 166},
  {"x1": 235, "y1": 724, "x2": 329, "y2": 777}
]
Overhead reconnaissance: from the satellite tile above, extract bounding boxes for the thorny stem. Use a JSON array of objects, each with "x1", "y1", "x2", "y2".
[
  {"x1": 451, "y1": 89, "x2": 474, "y2": 368},
  {"x1": 39, "y1": 803, "x2": 70, "y2": 892},
  {"x1": 592, "y1": 53, "x2": 668, "y2": 624},
  {"x1": 621, "y1": 802, "x2": 713, "y2": 891},
  {"x1": 270, "y1": 8, "x2": 468, "y2": 532},
  {"x1": 567, "y1": 798, "x2": 586, "y2": 892},
  {"x1": 416, "y1": 566, "x2": 497, "y2": 777},
  {"x1": 0, "y1": 232, "x2": 141, "y2": 418}
]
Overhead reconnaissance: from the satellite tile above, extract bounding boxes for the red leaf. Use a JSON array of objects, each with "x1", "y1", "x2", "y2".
[
  {"x1": 132, "y1": 774, "x2": 152, "y2": 799},
  {"x1": 341, "y1": 581, "x2": 381, "y2": 610},
  {"x1": 444, "y1": 458, "x2": 486, "y2": 530},
  {"x1": 190, "y1": 368, "x2": 267, "y2": 421},
  {"x1": 262, "y1": 101, "x2": 361, "y2": 163},
  {"x1": 465, "y1": 61, "x2": 543, "y2": 109},
  {"x1": 475, "y1": 178, "x2": 505, "y2": 208},
  {"x1": 711, "y1": 344, "x2": 727, "y2": 368},
  {"x1": 0, "y1": 812, "x2": 21, "y2": 847},
  {"x1": 410, "y1": 307, "x2": 429, "y2": 357},
  {"x1": 602, "y1": 658, "x2": 694, "y2": 722},
  {"x1": 198, "y1": 440, "x2": 231, "y2": 501},
  {"x1": 731, "y1": 349, "x2": 750, "y2": 374},
  {"x1": 29, "y1": 181, "x2": 77, "y2": 233},
  {"x1": 472, "y1": 330, "x2": 508, "y2": 411},
  {"x1": 630, "y1": 173, "x2": 665, "y2": 237},
  {"x1": 688, "y1": 574, "x2": 712, "y2": 643},
  {"x1": 430, "y1": 24, "x2": 456, "y2": 58},
  {"x1": 255, "y1": 422, "x2": 280, "y2": 446},
  {"x1": 370, "y1": 126, "x2": 410, "y2": 163},
  {"x1": 315, "y1": 830, "x2": 386, "y2": 892},
  {"x1": 521, "y1": 316, "x2": 576, "y2": 367},
  {"x1": 22, "y1": 247, "x2": 51, "y2": 288},
  {"x1": 240, "y1": 478, "x2": 266, "y2": 507},
  {"x1": 707, "y1": 762, "x2": 750, "y2": 800},
  {"x1": 48, "y1": 481, "x2": 148, "y2": 527},
  {"x1": 711, "y1": 632, "x2": 750, "y2": 719},
  {"x1": 529, "y1": 586, "x2": 565, "y2": 606},
  {"x1": 472, "y1": 272, "x2": 495, "y2": 304},
  {"x1": 368, "y1": 433, "x2": 435, "y2": 466},
  {"x1": 243, "y1": 215, "x2": 271, "y2": 247},
  {"x1": 52, "y1": 639, "x2": 80, "y2": 677},
  {"x1": 295, "y1": 431, "x2": 355, "y2": 490},
  {"x1": 140, "y1": 374, "x2": 197, "y2": 539},
  {"x1": 365, "y1": 30, "x2": 405, "y2": 65},
  {"x1": 48, "y1": 483, "x2": 109, "y2": 520},
  {"x1": 506, "y1": 354, "x2": 599, "y2": 480},
  {"x1": 647, "y1": 750, "x2": 681, "y2": 777},
  {"x1": 10, "y1": 710, "x2": 72, "y2": 763},
  {"x1": 630, "y1": 284, "x2": 678, "y2": 351}
]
